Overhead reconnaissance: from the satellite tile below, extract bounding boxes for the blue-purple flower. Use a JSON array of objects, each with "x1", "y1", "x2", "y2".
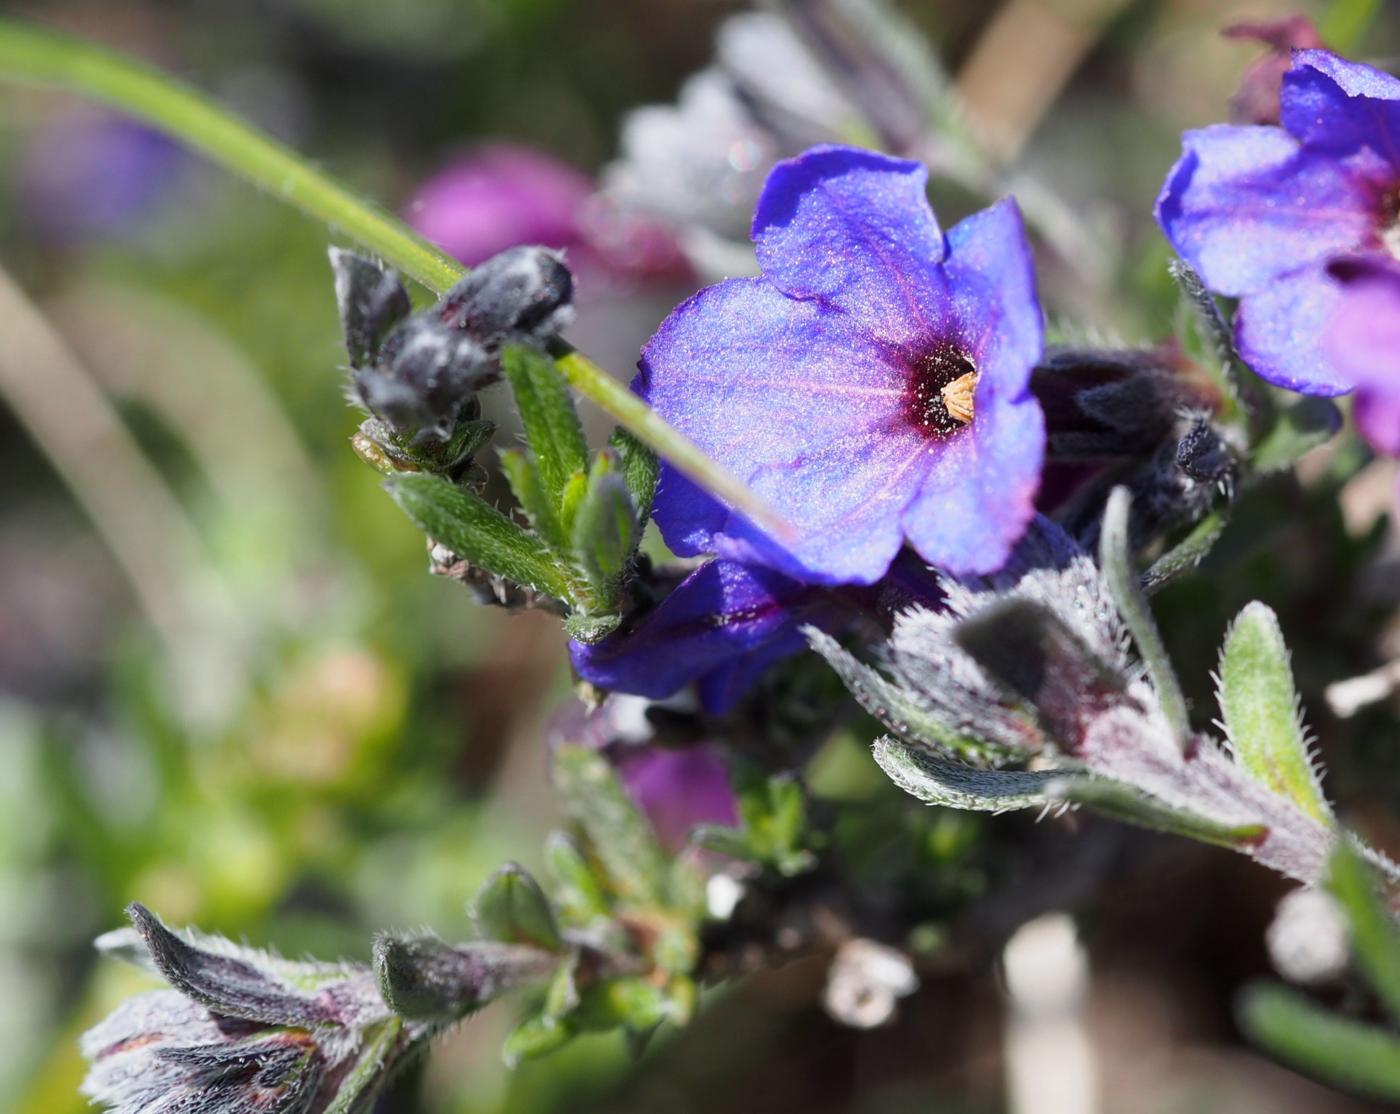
[
  {"x1": 637, "y1": 145, "x2": 1046, "y2": 586},
  {"x1": 570, "y1": 558, "x2": 853, "y2": 713},
  {"x1": 569, "y1": 552, "x2": 943, "y2": 713},
  {"x1": 1157, "y1": 50, "x2": 1400, "y2": 395},
  {"x1": 1325, "y1": 256, "x2": 1400, "y2": 457}
]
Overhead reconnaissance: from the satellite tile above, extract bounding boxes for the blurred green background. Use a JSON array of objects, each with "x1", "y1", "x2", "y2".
[{"x1": 1, "y1": 1, "x2": 1397, "y2": 1111}]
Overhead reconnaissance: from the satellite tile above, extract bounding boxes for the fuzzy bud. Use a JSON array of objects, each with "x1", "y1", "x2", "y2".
[{"x1": 433, "y1": 245, "x2": 575, "y2": 349}]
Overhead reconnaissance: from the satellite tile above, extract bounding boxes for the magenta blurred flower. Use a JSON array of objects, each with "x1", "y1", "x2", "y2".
[
  {"x1": 616, "y1": 743, "x2": 739, "y2": 853},
  {"x1": 1223, "y1": 16, "x2": 1324, "y2": 126},
  {"x1": 405, "y1": 143, "x2": 687, "y2": 281},
  {"x1": 638, "y1": 145, "x2": 1046, "y2": 586},
  {"x1": 549, "y1": 694, "x2": 739, "y2": 852},
  {"x1": 1326, "y1": 257, "x2": 1400, "y2": 458}
]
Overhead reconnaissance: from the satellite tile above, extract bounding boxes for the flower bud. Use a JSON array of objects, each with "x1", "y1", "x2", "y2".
[
  {"x1": 329, "y1": 247, "x2": 412, "y2": 367},
  {"x1": 434, "y1": 245, "x2": 575, "y2": 349},
  {"x1": 81, "y1": 904, "x2": 407, "y2": 1114},
  {"x1": 355, "y1": 317, "x2": 494, "y2": 441},
  {"x1": 81, "y1": 991, "x2": 328, "y2": 1114}
]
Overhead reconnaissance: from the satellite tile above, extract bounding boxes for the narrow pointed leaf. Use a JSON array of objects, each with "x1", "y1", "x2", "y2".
[
  {"x1": 543, "y1": 951, "x2": 581, "y2": 1019},
  {"x1": 500, "y1": 448, "x2": 567, "y2": 553},
  {"x1": 807, "y1": 628, "x2": 1021, "y2": 765},
  {"x1": 571, "y1": 450, "x2": 639, "y2": 597},
  {"x1": 873, "y1": 737, "x2": 1056, "y2": 812},
  {"x1": 610, "y1": 428, "x2": 659, "y2": 527},
  {"x1": 502, "y1": 344, "x2": 588, "y2": 510},
  {"x1": 1100, "y1": 487, "x2": 1191, "y2": 749},
  {"x1": 1049, "y1": 777, "x2": 1267, "y2": 849},
  {"x1": 1143, "y1": 510, "x2": 1227, "y2": 595},
  {"x1": 1329, "y1": 841, "x2": 1400, "y2": 1021},
  {"x1": 1170, "y1": 258, "x2": 1263, "y2": 426},
  {"x1": 543, "y1": 831, "x2": 611, "y2": 919},
  {"x1": 1239, "y1": 983, "x2": 1400, "y2": 1101},
  {"x1": 387, "y1": 472, "x2": 569, "y2": 599},
  {"x1": 1219, "y1": 602, "x2": 1331, "y2": 823},
  {"x1": 502, "y1": 1012, "x2": 574, "y2": 1067},
  {"x1": 690, "y1": 824, "x2": 754, "y2": 859},
  {"x1": 552, "y1": 745, "x2": 668, "y2": 907}
]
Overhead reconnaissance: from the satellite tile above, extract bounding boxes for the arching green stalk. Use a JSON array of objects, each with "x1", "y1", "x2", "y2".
[{"x1": 0, "y1": 17, "x2": 788, "y2": 538}]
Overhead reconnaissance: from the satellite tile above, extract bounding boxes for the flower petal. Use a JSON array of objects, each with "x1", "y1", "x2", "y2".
[
  {"x1": 569, "y1": 559, "x2": 843, "y2": 712},
  {"x1": 752, "y1": 145, "x2": 944, "y2": 343},
  {"x1": 941, "y1": 197, "x2": 1042, "y2": 395},
  {"x1": 1327, "y1": 256, "x2": 1400, "y2": 454},
  {"x1": 638, "y1": 276, "x2": 928, "y2": 584},
  {"x1": 893, "y1": 198, "x2": 1043, "y2": 573},
  {"x1": 1282, "y1": 50, "x2": 1400, "y2": 159},
  {"x1": 1156, "y1": 124, "x2": 1373, "y2": 296},
  {"x1": 1235, "y1": 263, "x2": 1353, "y2": 395},
  {"x1": 1355, "y1": 388, "x2": 1400, "y2": 457},
  {"x1": 901, "y1": 388, "x2": 1044, "y2": 574},
  {"x1": 1326, "y1": 256, "x2": 1400, "y2": 390}
]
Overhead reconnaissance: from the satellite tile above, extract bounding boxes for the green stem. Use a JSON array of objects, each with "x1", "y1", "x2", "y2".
[
  {"x1": 0, "y1": 17, "x2": 788, "y2": 539},
  {"x1": 1100, "y1": 487, "x2": 1192, "y2": 751}
]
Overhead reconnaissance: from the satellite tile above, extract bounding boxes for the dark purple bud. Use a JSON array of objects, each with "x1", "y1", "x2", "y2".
[
  {"x1": 434, "y1": 246, "x2": 575, "y2": 348},
  {"x1": 329, "y1": 247, "x2": 412, "y2": 367},
  {"x1": 82, "y1": 906, "x2": 408, "y2": 1114},
  {"x1": 356, "y1": 317, "x2": 494, "y2": 441},
  {"x1": 82, "y1": 990, "x2": 329, "y2": 1114},
  {"x1": 125, "y1": 903, "x2": 342, "y2": 1027},
  {"x1": 1061, "y1": 410, "x2": 1237, "y2": 553},
  {"x1": 1032, "y1": 345, "x2": 1222, "y2": 460}
]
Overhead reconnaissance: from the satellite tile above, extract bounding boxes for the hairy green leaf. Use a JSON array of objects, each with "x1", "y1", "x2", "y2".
[
  {"x1": 552, "y1": 745, "x2": 668, "y2": 907},
  {"x1": 610, "y1": 428, "x2": 660, "y2": 527},
  {"x1": 873, "y1": 738, "x2": 1057, "y2": 813},
  {"x1": 571, "y1": 449, "x2": 639, "y2": 599},
  {"x1": 543, "y1": 830, "x2": 611, "y2": 920},
  {"x1": 1251, "y1": 397, "x2": 1343, "y2": 476},
  {"x1": 1239, "y1": 983, "x2": 1400, "y2": 1101},
  {"x1": 1219, "y1": 602, "x2": 1330, "y2": 822},
  {"x1": 1100, "y1": 487, "x2": 1191, "y2": 748},
  {"x1": 1050, "y1": 777, "x2": 1267, "y2": 849},
  {"x1": 501, "y1": 1012, "x2": 573, "y2": 1067},
  {"x1": 387, "y1": 472, "x2": 568, "y2": 599},
  {"x1": 1143, "y1": 510, "x2": 1227, "y2": 595},
  {"x1": 502, "y1": 344, "x2": 588, "y2": 510},
  {"x1": 499, "y1": 447, "x2": 567, "y2": 553},
  {"x1": 322, "y1": 1017, "x2": 404, "y2": 1114}
]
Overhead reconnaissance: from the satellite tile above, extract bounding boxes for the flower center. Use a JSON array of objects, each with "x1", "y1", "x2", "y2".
[
  {"x1": 1380, "y1": 187, "x2": 1400, "y2": 261},
  {"x1": 907, "y1": 341, "x2": 979, "y2": 439}
]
